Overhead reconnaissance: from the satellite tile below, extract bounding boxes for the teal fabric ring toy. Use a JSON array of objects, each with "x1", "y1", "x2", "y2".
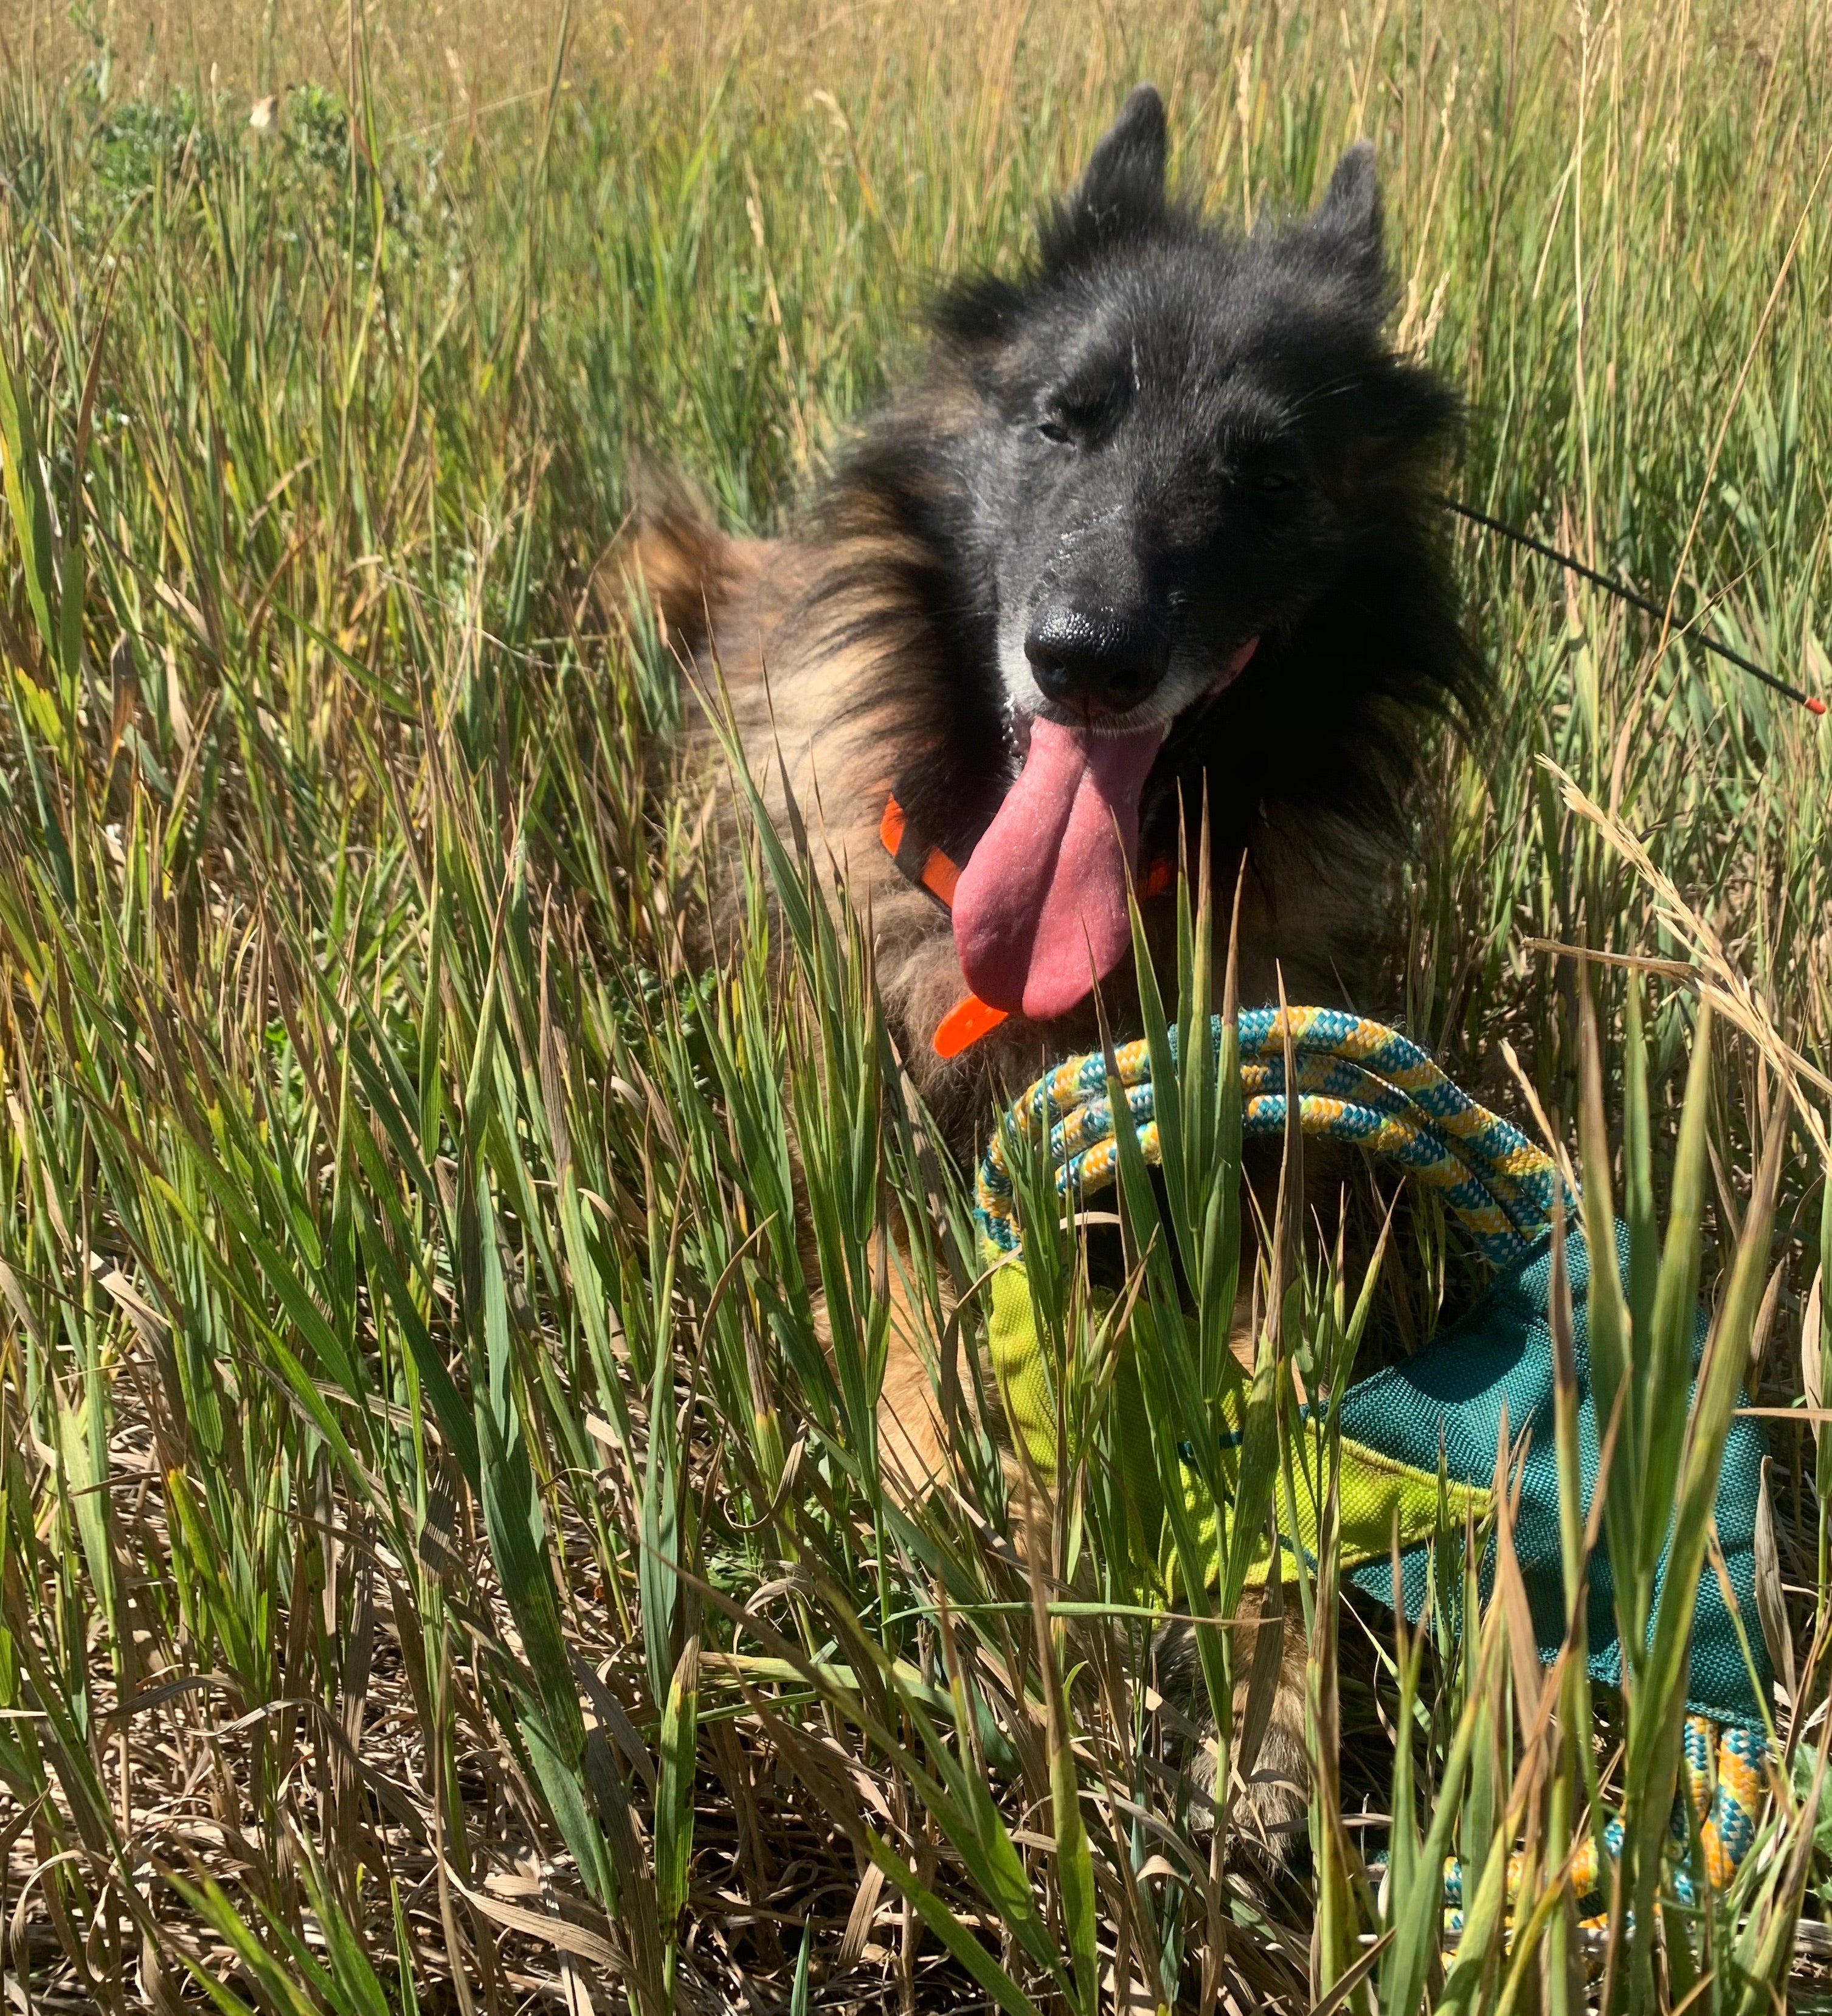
[{"x1": 973, "y1": 1008, "x2": 1773, "y2": 1896}]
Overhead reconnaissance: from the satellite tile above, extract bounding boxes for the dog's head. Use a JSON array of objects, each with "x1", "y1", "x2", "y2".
[
  {"x1": 941, "y1": 88, "x2": 1454, "y2": 740},
  {"x1": 829, "y1": 88, "x2": 1478, "y2": 1023}
]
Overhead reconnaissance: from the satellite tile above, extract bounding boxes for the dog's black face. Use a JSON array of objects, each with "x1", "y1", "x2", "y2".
[
  {"x1": 942, "y1": 90, "x2": 1458, "y2": 747},
  {"x1": 818, "y1": 87, "x2": 1480, "y2": 1021}
]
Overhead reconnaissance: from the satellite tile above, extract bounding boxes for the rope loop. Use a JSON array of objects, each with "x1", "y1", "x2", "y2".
[{"x1": 975, "y1": 1007, "x2": 1566, "y2": 1266}]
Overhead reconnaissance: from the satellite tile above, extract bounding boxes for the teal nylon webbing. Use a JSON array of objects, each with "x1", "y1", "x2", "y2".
[{"x1": 1339, "y1": 1219, "x2": 1771, "y2": 1733}]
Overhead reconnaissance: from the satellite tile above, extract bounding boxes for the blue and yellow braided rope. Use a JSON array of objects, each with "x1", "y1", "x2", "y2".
[
  {"x1": 975, "y1": 1006, "x2": 1563, "y2": 1266},
  {"x1": 1439, "y1": 1716, "x2": 1767, "y2": 1935},
  {"x1": 973, "y1": 1007, "x2": 1767, "y2": 1921}
]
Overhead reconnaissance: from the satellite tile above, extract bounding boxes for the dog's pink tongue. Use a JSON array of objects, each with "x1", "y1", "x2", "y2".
[{"x1": 953, "y1": 718, "x2": 1166, "y2": 1020}]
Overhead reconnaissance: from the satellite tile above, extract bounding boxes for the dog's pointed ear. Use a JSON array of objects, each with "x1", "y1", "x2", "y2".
[
  {"x1": 1040, "y1": 85, "x2": 1167, "y2": 274},
  {"x1": 1310, "y1": 139, "x2": 1384, "y2": 274},
  {"x1": 1078, "y1": 85, "x2": 1167, "y2": 224}
]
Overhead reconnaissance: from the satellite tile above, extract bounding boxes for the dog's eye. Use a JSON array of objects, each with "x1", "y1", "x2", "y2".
[
  {"x1": 1038, "y1": 419, "x2": 1073, "y2": 445},
  {"x1": 1255, "y1": 470, "x2": 1294, "y2": 494}
]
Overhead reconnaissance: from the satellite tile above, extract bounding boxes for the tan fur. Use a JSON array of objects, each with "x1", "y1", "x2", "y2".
[
  {"x1": 1160, "y1": 1585, "x2": 1314, "y2": 1857},
  {"x1": 612, "y1": 466, "x2": 741, "y2": 656}
]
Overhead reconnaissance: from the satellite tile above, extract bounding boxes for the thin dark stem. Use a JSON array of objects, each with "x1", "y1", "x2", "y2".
[{"x1": 1439, "y1": 494, "x2": 1826, "y2": 716}]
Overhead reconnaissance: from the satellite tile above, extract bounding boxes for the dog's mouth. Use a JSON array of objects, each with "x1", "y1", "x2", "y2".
[{"x1": 952, "y1": 637, "x2": 1259, "y2": 1020}]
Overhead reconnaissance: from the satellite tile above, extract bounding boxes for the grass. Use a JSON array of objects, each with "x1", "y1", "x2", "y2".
[{"x1": 0, "y1": 0, "x2": 1830, "y2": 2008}]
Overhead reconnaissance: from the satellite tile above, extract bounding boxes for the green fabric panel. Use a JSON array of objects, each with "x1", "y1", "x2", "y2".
[
  {"x1": 984, "y1": 1249, "x2": 1490, "y2": 1593},
  {"x1": 1169, "y1": 1426, "x2": 1490, "y2": 1594},
  {"x1": 986, "y1": 1264, "x2": 1167, "y2": 1549},
  {"x1": 986, "y1": 1260, "x2": 1063, "y2": 1474}
]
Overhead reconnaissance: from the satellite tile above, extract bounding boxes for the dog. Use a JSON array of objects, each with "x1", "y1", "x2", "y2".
[
  {"x1": 624, "y1": 85, "x2": 1484, "y2": 1853},
  {"x1": 631, "y1": 85, "x2": 1475, "y2": 1135}
]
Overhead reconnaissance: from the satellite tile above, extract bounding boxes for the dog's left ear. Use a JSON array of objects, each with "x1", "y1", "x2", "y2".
[
  {"x1": 1310, "y1": 140, "x2": 1386, "y2": 289},
  {"x1": 1040, "y1": 85, "x2": 1167, "y2": 273}
]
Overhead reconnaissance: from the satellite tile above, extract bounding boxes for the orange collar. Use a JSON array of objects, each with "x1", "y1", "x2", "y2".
[{"x1": 879, "y1": 793, "x2": 1173, "y2": 1058}]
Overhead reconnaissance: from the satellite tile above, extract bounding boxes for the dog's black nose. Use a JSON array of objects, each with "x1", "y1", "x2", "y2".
[{"x1": 1025, "y1": 604, "x2": 1170, "y2": 714}]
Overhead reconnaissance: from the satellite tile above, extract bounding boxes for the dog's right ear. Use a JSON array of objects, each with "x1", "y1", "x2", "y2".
[{"x1": 1040, "y1": 85, "x2": 1167, "y2": 274}]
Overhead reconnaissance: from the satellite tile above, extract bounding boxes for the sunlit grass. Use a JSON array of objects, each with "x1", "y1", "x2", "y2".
[{"x1": 0, "y1": 0, "x2": 1830, "y2": 2007}]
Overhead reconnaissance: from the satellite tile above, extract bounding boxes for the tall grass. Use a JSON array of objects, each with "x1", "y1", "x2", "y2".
[{"x1": 0, "y1": 1, "x2": 1829, "y2": 2008}]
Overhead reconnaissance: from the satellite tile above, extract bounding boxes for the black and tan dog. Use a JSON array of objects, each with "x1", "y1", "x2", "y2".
[
  {"x1": 634, "y1": 83, "x2": 1475, "y2": 1123},
  {"x1": 627, "y1": 85, "x2": 1484, "y2": 1848}
]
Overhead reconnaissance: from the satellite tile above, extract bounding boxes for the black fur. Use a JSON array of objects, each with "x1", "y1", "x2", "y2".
[{"x1": 800, "y1": 87, "x2": 1481, "y2": 886}]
